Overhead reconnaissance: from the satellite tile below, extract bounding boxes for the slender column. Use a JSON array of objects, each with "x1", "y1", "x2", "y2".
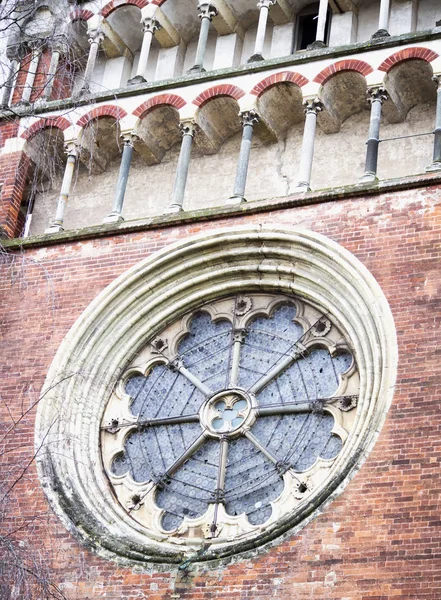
[
  {"x1": 188, "y1": 3, "x2": 218, "y2": 73},
  {"x1": 21, "y1": 42, "x2": 41, "y2": 104},
  {"x1": 228, "y1": 110, "x2": 260, "y2": 204},
  {"x1": 1, "y1": 57, "x2": 20, "y2": 108},
  {"x1": 294, "y1": 98, "x2": 323, "y2": 192},
  {"x1": 45, "y1": 142, "x2": 79, "y2": 234},
  {"x1": 372, "y1": 0, "x2": 390, "y2": 38},
  {"x1": 316, "y1": 0, "x2": 329, "y2": 46},
  {"x1": 427, "y1": 75, "x2": 441, "y2": 172},
  {"x1": 360, "y1": 87, "x2": 389, "y2": 183},
  {"x1": 41, "y1": 46, "x2": 61, "y2": 102},
  {"x1": 248, "y1": 0, "x2": 275, "y2": 63},
  {"x1": 166, "y1": 121, "x2": 198, "y2": 213},
  {"x1": 104, "y1": 133, "x2": 138, "y2": 223},
  {"x1": 81, "y1": 29, "x2": 104, "y2": 93},
  {"x1": 128, "y1": 18, "x2": 161, "y2": 85}
]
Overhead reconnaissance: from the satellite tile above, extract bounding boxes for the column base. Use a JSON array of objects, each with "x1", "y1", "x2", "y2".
[
  {"x1": 359, "y1": 172, "x2": 378, "y2": 184},
  {"x1": 103, "y1": 213, "x2": 124, "y2": 224},
  {"x1": 306, "y1": 40, "x2": 327, "y2": 50},
  {"x1": 163, "y1": 205, "x2": 183, "y2": 214},
  {"x1": 293, "y1": 184, "x2": 311, "y2": 193},
  {"x1": 426, "y1": 162, "x2": 441, "y2": 173},
  {"x1": 371, "y1": 29, "x2": 390, "y2": 39},
  {"x1": 247, "y1": 54, "x2": 265, "y2": 63},
  {"x1": 187, "y1": 65, "x2": 206, "y2": 74},
  {"x1": 127, "y1": 75, "x2": 147, "y2": 86},
  {"x1": 226, "y1": 195, "x2": 246, "y2": 205},
  {"x1": 45, "y1": 223, "x2": 64, "y2": 234}
]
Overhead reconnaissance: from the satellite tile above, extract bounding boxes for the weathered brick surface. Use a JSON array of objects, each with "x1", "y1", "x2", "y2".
[{"x1": 1, "y1": 185, "x2": 441, "y2": 598}]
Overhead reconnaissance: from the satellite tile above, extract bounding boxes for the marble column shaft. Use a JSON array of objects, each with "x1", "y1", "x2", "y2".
[
  {"x1": 230, "y1": 110, "x2": 260, "y2": 203},
  {"x1": 46, "y1": 143, "x2": 79, "y2": 233},
  {"x1": 316, "y1": 0, "x2": 329, "y2": 44},
  {"x1": 1, "y1": 57, "x2": 20, "y2": 107},
  {"x1": 249, "y1": 0, "x2": 275, "y2": 62},
  {"x1": 167, "y1": 122, "x2": 198, "y2": 213},
  {"x1": 82, "y1": 29, "x2": 104, "y2": 92},
  {"x1": 132, "y1": 18, "x2": 161, "y2": 83},
  {"x1": 190, "y1": 4, "x2": 218, "y2": 72},
  {"x1": 21, "y1": 43, "x2": 41, "y2": 104},
  {"x1": 42, "y1": 48, "x2": 61, "y2": 101},
  {"x1": 295, "y1": 99, "x2": 323, "y2": 192},
  {"x1": 432, "y1": 76, "x2": 441, "y2": 165},
  {"x1": 104, "y1": 134, "x2": 138, "y2": 223},
  {"x1": 361, "y1": 87, "x2": 388, "y2": 182}
]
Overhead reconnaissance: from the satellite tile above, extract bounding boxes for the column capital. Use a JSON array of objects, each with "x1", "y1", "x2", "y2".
[
  {"x1": 240, "y1": 109, "x2": 260, "y2": 128},
  {"x1": 88, "y1": 28, "x2": 105, "y2": 45},
  {"x1": 141, "y1": 17, "x2": 161, "y2": 35},
  {"x1": 197, "y1": 3, "x2": 218, "y2": 20},
  {"x1": 50, "y1": 40, "x2": 69, "y2": 55},
  {"x1": 6, "y1": 43, "x2": 23, "y2": 61},
  {"x1": 28, "y1": 39, "x2": 42, "y2": 53},
  {"x1": 121, "y1": 132, "x2": 139, "y2": 146},
  {"x1": 64, "y1": 141, "x2": 80, "y2": 157},
  {"x1": 366, "y1": 86, "x2": 389, "y2": 104},
  {"x1": 303, "y1": 98, "x2": 323, "y2": 115},
  {"x1": 257, "y1": 0, "x2": 276, "y2": 9},
  {"x1": 179, "y1": 121, "x2": 199, "y2": 137},
  {"x1": 433, "y1": 74, "x2": 441, "y2": 89}
]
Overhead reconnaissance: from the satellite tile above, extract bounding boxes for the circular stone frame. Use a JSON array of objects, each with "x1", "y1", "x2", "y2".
[{"x1": 35, "y1": 226, "x2": 397, "y2": 568}]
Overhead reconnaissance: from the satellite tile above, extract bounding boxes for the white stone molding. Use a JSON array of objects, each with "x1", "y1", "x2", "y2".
[{"x1": 36, "y1": 226, "x2": 397, "y2": 568}]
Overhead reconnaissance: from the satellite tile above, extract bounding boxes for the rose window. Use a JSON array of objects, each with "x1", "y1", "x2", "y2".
[{"x1": 101, "y1": 293, "x2": 359, "y2": 542}]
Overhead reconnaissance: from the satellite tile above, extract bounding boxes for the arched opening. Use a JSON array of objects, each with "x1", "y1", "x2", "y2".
[
  {"x1": 23, "y1": 127, "x2": 66, "y2": 237},
  {"x1": 256, "y1": 82, "x2": 304, "y2": 138},
  {"x1": 106, "y1": 5, "x2": 145, "y2": 85},
  {"x1": 379, "y1": 58, "x2": 437, "y2": 180}
]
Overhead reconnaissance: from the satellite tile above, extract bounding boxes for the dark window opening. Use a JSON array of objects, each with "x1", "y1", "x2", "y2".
[{"x1": 295, "y1": 3, "x2": 332, "y2": 51}]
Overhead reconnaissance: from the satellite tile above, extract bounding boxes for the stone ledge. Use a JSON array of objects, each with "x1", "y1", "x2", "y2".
[
  {"x1": 0, "y1": 29, "x2": 439, "y2": 121},
  {"x1": 2, "y1": 170, "x2": 441, "y2": 250}
]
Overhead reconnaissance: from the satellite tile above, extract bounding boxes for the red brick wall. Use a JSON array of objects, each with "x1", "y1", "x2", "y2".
[{"x1": 1, "y1": 185, "x2": 441, "y2": 598}]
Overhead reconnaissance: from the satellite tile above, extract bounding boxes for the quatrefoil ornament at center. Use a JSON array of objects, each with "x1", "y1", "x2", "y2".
[{"x1": 200, "y1": 389, "x2": 257, "y2": 439}]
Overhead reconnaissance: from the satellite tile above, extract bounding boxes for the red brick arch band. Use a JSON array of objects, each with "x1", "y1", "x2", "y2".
[
  {"x1": 21, "y1": 116, "x2": 72, "y2": 140},
  {"x1": 133, "y1": 94, "x2": 186, "y2": 118},
  {"x1": 76, "y1": 105, "x2": 128, "y2": 127},
  {"x1": 314, "y1": 59, "x2": 374, "y2": 85},
  {"x1": 251, "y1": 71, "x2": 309, "y2": 97},
  {"x1": 193, "y1": 84, "x2": 245, "y2": 108},
  {"x1": 378, "y1": 47, "x2": 439, "y2": 73}
]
